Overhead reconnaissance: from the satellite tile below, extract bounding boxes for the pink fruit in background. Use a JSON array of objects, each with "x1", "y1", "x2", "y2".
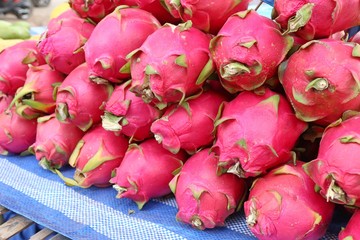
[
  {"x1": 279, "y1": 39, "x2": 360, "y2": 126},
  {"x1": 55, "y1": 64, "x2": 113, "y2": 132},
  {"x1": 130, "y1": 0, "x2": 180, "y2": 24},
  {"x1": 244, "y1": 161, "x2": 335, "y2": 240},
  {"x1": 56, "y1": 125, "x2": 129, "y2": 188},
  {"x1": 210, "y1": 10, "x2": 293, "y2": 93},
  {"x1": 273, "y1": 0, "x2": 360, "y2": 40},
  {"x1": 161, "y1": 0, "x2": 250, "y2": 34},
  {"x1": 29, "y1": 114, "x2": 85, "y2": 171},
  {"x1": 213, "y1": 88, "x2": 307, "y2": 178},
  {"x1": 151, "y1": 89, "x2": 225, "y2": 154},
  {"x1": 101, "y1": 81, "x2": 161, "y2": 141},
  {"x1": 170, "y1": 149, "x2": 247, "y2": 230},
  {"x1": 350, "y1": 31, "x2": 360, "y2": 44},
  {"x1": 110, "y1": 139, "x2": 186, "y2": 209},
  {"x1": 303, "y1": 113, "x2": 360, "y2": 207},
  {"x1": 84, "y1": 6, "x2": 161, "y2": 83},
  {"x1": 129, "y1": 21, "x2": 214, "y2": 109},
  {"x1": 0, "y1": 94, "x2": 13, "y2": 114},
  {"x1": 9, "y1": 64, "x2": 65, "y2": 119},
  {"x1": 339, "y1": 209, "x2": 360, "y2": 239},
  {"x1": 0, "y1": 107, "x2": 37, "y2": 155},
  {"x1": 37, "y1": 9, "x2": 95, "y2": 75},
  {"x1": 0, "y1": 40, "x2": 45, "y2": 95}
]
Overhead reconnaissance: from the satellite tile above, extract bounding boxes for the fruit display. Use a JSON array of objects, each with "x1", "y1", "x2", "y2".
[{"x1": 0, "y1": 0, "x2": 359, "y2": 239}]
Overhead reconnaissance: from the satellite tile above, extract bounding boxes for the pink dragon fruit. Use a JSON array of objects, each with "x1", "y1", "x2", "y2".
[
  {"x1": 55, "y1": 63, "x2": 113, "y2": 132},
  {"x1": 209, "y1": 10, "x2": 293, "y2": 93},
  {"x1": 339, "y1": 209, "x2": 360, "y2": 239},
  {"x1": 350, "y1": 31, "x2": 360, "y2": 44},
  {"x1": 130, "y1": 0, "x2": 180, "y2": 24},
  {"x1": 151, "y1": 89, "x2": 226, "y2": 154},
  {"x1": 303, "y1": 113, "x2": 360, "y2": 207},
  {"x1": 244, "y1": 161, "x2": 335, "y2": 240},
  {"x1": 279, "y1": 39, "x2": 360, "y2": 126},
  {"x1": 161, "y1": 0, "x2": 250, "y2": 34},
  {"x1": 69, "y1": 0, "x2": 135, "y2": 23},
  {"x1": 101, "y1": 81, "x2": 161, "y2": 141},
  {"x1": 110, "y1": 139, "x2": 187, "y2": 209},
  {"x1": 0, "y1": 106, "x2": 37, "y2": 155},
  {"x1": 0, "y1": 94, "x2": 13, "y2": 114},
  {"x1": 0, "y1": 40, "x2": 45, "y2": 95},
  {"x1": 272, "y1": 0, "x2": 360, "y2": 40},
  {"x1": 37, "y1": 9, "x2": 95, "y2": 75},
  {"x1": 9, "y1": 64, "x2": 65, "y2": 119},
  {"x1": 213, "y1": 87, "x2": 308, "y2": 178},
  {"x1": 129, "y1": 21, "x2": 214, "y2": 109},
  {"x1": 29, "y1": 114, "x2": 85, "y2": 171},
  {"x1": 170, "y1": 148, "x2": 247, "y2": 230},
  {"x1": 56, "y1": 125, "x2": 129, "y2": 188},
  {"x1": 84, "y1": 6, "x2": 161, "y2": 83}
]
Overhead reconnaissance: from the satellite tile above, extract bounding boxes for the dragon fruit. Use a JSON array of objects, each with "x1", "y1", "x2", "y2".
[
  {"x1": 55, "y1": 63, "x2": 113, "y2": 132},
  {"x1": 161, "y1": 0, "x2": 250, "y2": 34},
  {"x1": 37, "y1": 9, "x2": 95, "y2": 75},
  {"x1": 339, "y1": 209, "x2": 360, "y2": 239},
  {"x1": 129, "y1": 21, "x2": 214, "y2": 109},
  {"x1": 110, "y1": 139, "x2": 186, "y2": 209},
  {"x1": 0, "y1": 107, "x2": 37, "y2": 155},
  {"x1": 0, "y1": 94, "x2": 13, "y2": 114},
  {"x1": 9, "y1": 64, "x2": 65, "y2": 119},
  {"x1": 279, "y1": 39, "x2": 360, "y2": 126},
  {"x1": 213, "y1": 87, "x2": 307, "y2": 178},
  {"x1": 303, "y1": 113, "x2": 360, "y2": 207},
  {"x1": 69, "y1": 0, "x2": 135, "y2": 23},
  {"x1": 272, "y1": 0, "x2": 360, "y2": 40},
  {"x1": 350, "y1": 31, "x2": 360, "y2": 44},
  {"x1": 0, "y1": 40, "x2": 45, "y2": 95},
  {"x1": 29, "y1": 114, "x2": 85, "y2": 171},
  {"x1": 151, "y1": 89, "x2": 225, "y2": 154},
  {"x1": 244, "y1": 161, "x2": 335, "y2": 240},
  {"x1": 84, "y1": 6, "x2": 161, "y2": 83},
  {"x1": 129, "y1": 0, "x2": 180, "y2": 24},
  {"x1": 209, "y1": 10, "x2": 293, "y2": 93},
  {"x1": 170, "y1": 148, "x2": 247, "y2": 230},
  {"x1": 101, "y1": 81, "x2": 161, "y2": 141},
  {"x1": 56, "y1": 125, "x2": 129, "y2": 188}
]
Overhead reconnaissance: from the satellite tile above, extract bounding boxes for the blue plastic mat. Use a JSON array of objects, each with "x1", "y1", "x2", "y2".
[{"x1": 0, "y1": 155, "x2": 343, "y2": 240}]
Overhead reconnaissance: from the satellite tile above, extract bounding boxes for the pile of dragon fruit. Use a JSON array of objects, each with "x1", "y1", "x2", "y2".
[{"x1": 1, "y1": 0, "x2": 360, "y2": 238}]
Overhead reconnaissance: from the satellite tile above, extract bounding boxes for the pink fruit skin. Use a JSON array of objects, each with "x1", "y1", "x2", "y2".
[
  {"x1": 131, "y1": 0, "x2": 180, "y2": 24},
  {"x1": 273, "y1": 0, "x2": 360, "y2": 40},
  {"x1": 68, "y1": 125, "x2": 129, "y2": 188},
  {"x1": 350, "y1": 31, "x2": 360, "y2": 44},
  {"x1": 0, "y1": 107, "x2": 37, "y2": 155},
  {"x1": 110, "y1": 139, "x2": 187, "y2": 209},
  {"x1": 162, "y1": 0, "x2": 250, "y2": 34},
  {"x1": 0, "y1": 40, "x2": 45, "y2": 95},
  {"x1": 303, "y1": 114, "x2": 360, "y2": 207},
  {"x1": 29, "y1": 114, "x2": 85, "y2": 170},
  {"x1": 210, "y1": 10, "x2": 293, "y2": 93},
  {"x1": 102, "y1": 81, "x2": 161, "y2": 141},
  {"x1": 130, "y1": 22, "x2": 213, "y2": 108},
  {"x1": 37, "y1": 9, "x2": 95, "y2": 75},
  {"x1": 151, "y1": 89, "x2": 226, "y2": 154},
  {"x1": 0, "y1": 94, "x2": 13, "y2": 114},
  {"x1": 213, "y1": 88, "x2": 307, "y2": 178},
  {"x1": 55, "y1": 63, "x2": 113, "y2": 132},
  {"x1": 171, "y1": 149, "x2": 247, "y2": 230},
  {"x1": 339, "y1": 209, "x2": 360, "y2": 239},
  {"x1": 279, "y1": 39, "x2": 360, "y2": 126},
  {"x1": 11, "y1": 64, "x2": 65, "y2": 119},
  {"x1": 244, "y1": 161, "x2": 335, "y2": 240},
  {"x1": 84, "y1": 6, "x2": 161, "y2": 83}
]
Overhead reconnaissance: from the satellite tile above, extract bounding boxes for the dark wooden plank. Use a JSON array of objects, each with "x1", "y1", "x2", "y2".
[
  {"x1": 0, "y1": 214, "x2": 34, "y2": 240},
  {"x1": 29, "y1": 228, "x2": 55, "y2": 240}
]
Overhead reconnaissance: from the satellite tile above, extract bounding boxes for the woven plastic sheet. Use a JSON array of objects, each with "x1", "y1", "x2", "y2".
[{"x1": 0, "y1": 155, "x2": 345, "y2": 240}]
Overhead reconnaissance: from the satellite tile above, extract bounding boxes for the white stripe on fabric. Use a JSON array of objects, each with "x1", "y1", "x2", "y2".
[{"x1": 0, "y1": 158, "x2": 186, "y2": 240}]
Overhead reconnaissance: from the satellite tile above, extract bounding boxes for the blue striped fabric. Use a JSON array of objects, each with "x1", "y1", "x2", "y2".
[{"x1": 0, "y1": 155, "x2": 341, "y2": 240}]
